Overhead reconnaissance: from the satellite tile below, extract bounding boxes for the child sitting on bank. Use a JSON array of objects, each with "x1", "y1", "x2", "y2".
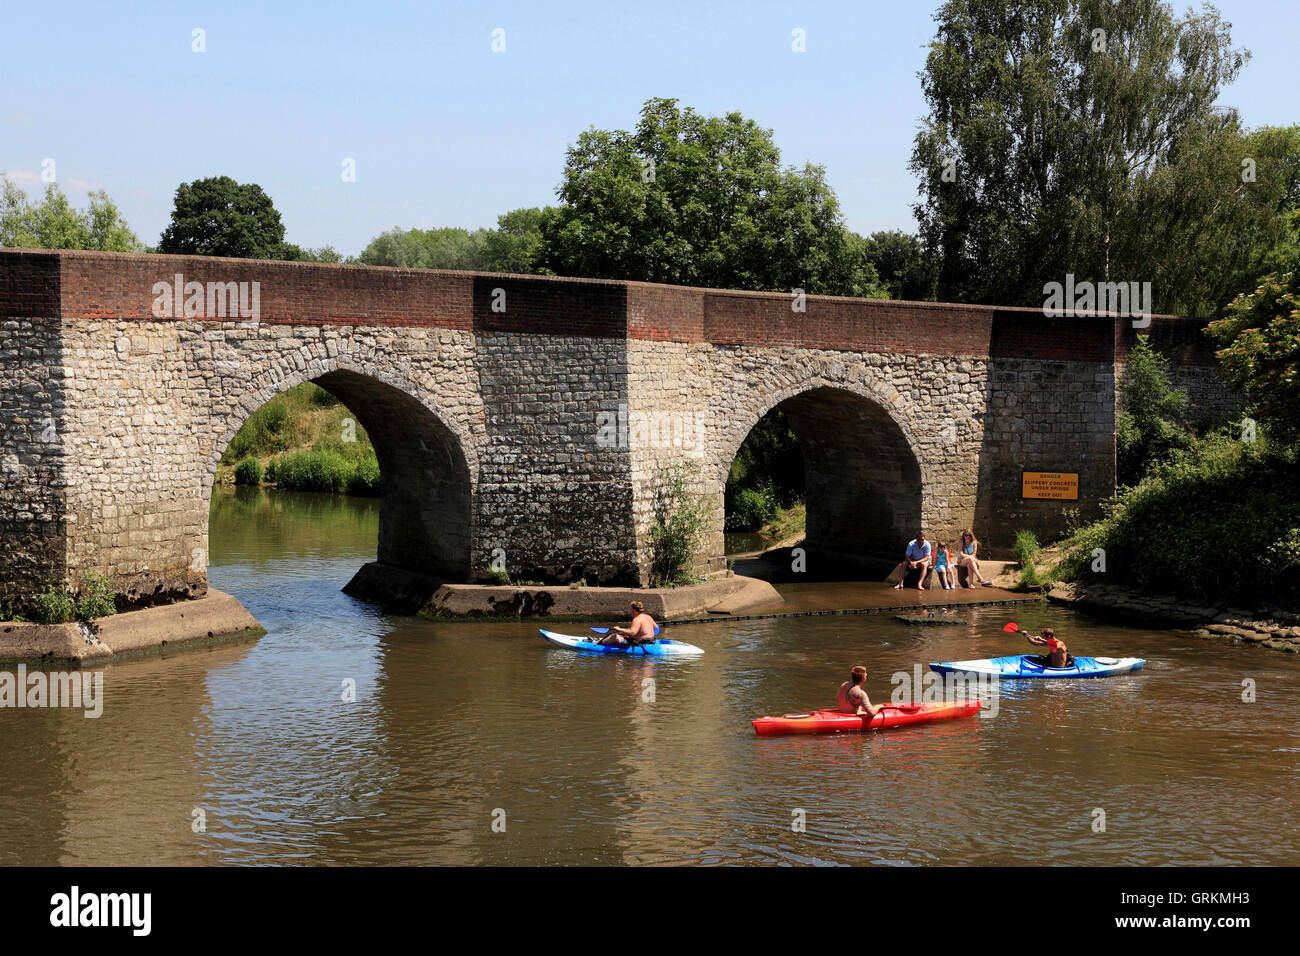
[{"x1": 934, "y1": 541, "x2": 957, "y2": 590}]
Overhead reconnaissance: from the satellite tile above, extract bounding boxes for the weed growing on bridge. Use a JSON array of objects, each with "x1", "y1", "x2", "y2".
[
  {"x1": 32, "y1": 573, "x2": 119, "y2": 625},
  {"x1": 650, "y1": 461, "x2": 714, "y2": 588}
]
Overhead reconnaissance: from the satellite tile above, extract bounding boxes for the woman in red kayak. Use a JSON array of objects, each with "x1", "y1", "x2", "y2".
[
  {"x1": 1025, "y1": 627, "x2": 1070, "y2": 667},
  {"x1": 836, "y1": 666, "x2": 884, "y2": 717}
]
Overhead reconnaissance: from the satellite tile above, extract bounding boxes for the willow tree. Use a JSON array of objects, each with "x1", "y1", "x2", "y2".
[{"x1": 910, "y1": 0, "x2": 1270, "y2": 312}]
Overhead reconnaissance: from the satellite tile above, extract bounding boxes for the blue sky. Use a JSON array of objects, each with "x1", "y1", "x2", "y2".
[{"x1": 3, "y1": 0, "x2": 1297, "y2": 256}]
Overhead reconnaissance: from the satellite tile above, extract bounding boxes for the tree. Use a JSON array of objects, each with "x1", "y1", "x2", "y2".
[
  {"x1": 861, "y1": 230, "x2": 935, "y2": 300},
  {"x1": 1207, "y1": 267, "x2": 1300, "y2": 444},
  {"x1": 482, "y1": 207, "x2": 555, "y2": 274},
  {"x1": 538, "y1": 97, "x2": 885, "y2": 296},
  {"x1": 911, "y1": 0, "x2": 1253, "y2": 310},
  {"x1": 158, "y1": 176, "x2": 290, "y2": 259},
  {"x1": 358, "y1": 226, "x2": 491, "y2": 269},
  {"x1": 1, "y1": 179, "x2": 142, "y2": 251},
  {"x1": 1116, "y1": 335, "x2": 1192, "y2": 485}
]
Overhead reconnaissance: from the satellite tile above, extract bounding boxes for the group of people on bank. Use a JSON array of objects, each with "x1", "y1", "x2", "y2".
[{"x1": 893, "y1": 528, "x2": 992, "y2": 590}]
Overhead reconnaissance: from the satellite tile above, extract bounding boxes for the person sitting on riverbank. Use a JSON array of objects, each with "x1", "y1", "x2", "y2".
[
  {"x1": 934, "y1": 541, "x2": 956, "y2": 590},
  {"x1": 596, "y1": 601, "x2": 658, "y2": 647},
  {"x1": 836, "y1": 665, "x2": 883, "y2": 717},
  {"x1": 1025, "y1": 627, "x2": 1071, "y2": 667},
  {"x1": 956, "y1": 529, "x2": 992, "y2": 587},
  {"x1": 893, "y1": 531, "x2": 932, "y2": 590}
]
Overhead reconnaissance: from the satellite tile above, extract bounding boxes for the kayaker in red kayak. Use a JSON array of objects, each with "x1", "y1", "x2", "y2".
[
  {"x1": 596, "y1": 601, "x2": 658, "y2": 647},
  {"x1": 836, "y1": 666, "x2": 884, "y2": 717},
  {"x1": 1024, "y1": 627, "x2": 1070, "y2": 667}
]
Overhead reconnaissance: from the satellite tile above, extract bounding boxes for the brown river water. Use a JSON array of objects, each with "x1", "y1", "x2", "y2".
[{"x1": 1, "y1": 487, "x2": 1296, "y2": 866}]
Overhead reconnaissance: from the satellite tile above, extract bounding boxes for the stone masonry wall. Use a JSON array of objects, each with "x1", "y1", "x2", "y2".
[{"x1": 0, "y1": 248, "x2": 1241, "y2": 604}]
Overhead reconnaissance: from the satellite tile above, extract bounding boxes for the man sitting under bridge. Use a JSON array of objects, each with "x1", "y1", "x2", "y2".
[{"x1": 893, "y1": 531, "x2": 932, "y2": 591}]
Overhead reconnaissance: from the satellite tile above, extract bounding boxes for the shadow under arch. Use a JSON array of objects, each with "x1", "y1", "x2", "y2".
[
  {"x1": 209, "y1": 368, "x2": 474, "y2": 584},
  {"x1": 719, "y1": 385, "x2": 923, "y2": 577}
]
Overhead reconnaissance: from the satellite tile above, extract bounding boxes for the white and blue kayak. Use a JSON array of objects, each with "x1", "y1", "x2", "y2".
[
  {"x1": 539, "y1": 629, "x2": 704, "y2": 657},
  {"x1": 929, "y1": 654, "x2": 1145, "y2": 679}
]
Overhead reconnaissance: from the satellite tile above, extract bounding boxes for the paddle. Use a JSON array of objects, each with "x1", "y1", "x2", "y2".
[
  {"x1": 1002, "y1": 621, "x2": 1021, "y2": 633},
  {"x1": 590, "y1": 624, "x2": 661, "y2": 636}
]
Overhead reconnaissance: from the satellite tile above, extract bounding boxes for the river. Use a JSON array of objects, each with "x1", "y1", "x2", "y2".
[{"x1": 1, "y1": 487, "x2": 1296, "y2": 866}]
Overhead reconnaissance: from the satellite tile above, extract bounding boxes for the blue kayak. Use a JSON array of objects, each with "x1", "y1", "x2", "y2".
[
  {"x1": 929, "y1": 654, "x2": 1145, "y2": 679},
  {"x1": 540, "y1": 629, "x2": 704, "y2": 657}
]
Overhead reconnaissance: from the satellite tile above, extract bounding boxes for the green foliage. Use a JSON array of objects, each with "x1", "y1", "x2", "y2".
[
  {"x1": 1208, "y1": 267, "x2": 1300, "y2": 444},
  {"x1": 537, "y1": 97, "x2": 886, "y2": 296},
  {"x1": 1012, "y1": 530, "x2": 1052, "y2": 588},
  {"x1": 861, "y1": 230, "x2": 936, "y2": 300},
  {"x1": 345, "y1": 457, "x2": 381, "y2": 496},
  {"x1": 33, "y1": 573, "x2": 119, "y2": 624},
  {"x1": 1117, "y1": 335, "x2": 1194, "y2": 485},
  {"x1": 727, "y1": 486, "x2": 779, "y2": 532},
  {"x1": 650, "y1": 461, "x2": 714, "y2": 588},
  {"x1": 158, "y1": 176, "x2": 294, "y2": 259},
  {"x1": 1012, "y1": 530, "x2": 1040, "y2": 569},
  {"x1": 233, "y1": 457, "x2": 264, "y2": 486},
  {"x1": 1, "y1": 180, "x2": 142, "y2": 251},
  {"x1": 358, "y1": 209, "x2": 553, "y2": 273},
  {"x1": 265, "y1": 449, "x2": 380, "y2": 497},
  {"x1": 221, "y1": 383, "x2": 374, "y2": 466},
  {"x1": 1055, "y1": 435, "x2": 1300, "y2": 605},
  {"x1": 482, "y1": 207, "x2": 556, "y2": 274},
  {"x1": 909, "y1": 0, "x2": 1293, "y2": 313},
  {"x1": 488, "y1": 568, "x2": 512, "y2": 585},
  {"x1": 34, "y1": 587, "x2": 75, "y2": 625},
  {"x1": 75, "y1": 573, "x2": 118, "y2": 620},
  {"x1": 725, "y1": 408, "x2": 804, "y2": 531}
]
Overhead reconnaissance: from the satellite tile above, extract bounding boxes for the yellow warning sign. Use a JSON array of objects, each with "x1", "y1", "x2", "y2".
[{"x1": 1022, "y1": 472, "x2": 1079, "y2": 500}]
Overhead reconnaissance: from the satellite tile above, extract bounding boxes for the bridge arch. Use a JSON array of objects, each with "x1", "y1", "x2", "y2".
[
  {"x1": 205, "y1": 354, "x2": 477, "y2": 583},
  {"x1": 715, "y1": 373, "x2": 930, "y2": 574}
]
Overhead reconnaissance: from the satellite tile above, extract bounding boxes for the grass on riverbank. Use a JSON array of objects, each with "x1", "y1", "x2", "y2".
[
  {"x1": 1051, "y1": 431, "x2": 1300, "y2": 608},
  {"x1": 219, "y1": 383, "x2": 380, "y2": 496}
]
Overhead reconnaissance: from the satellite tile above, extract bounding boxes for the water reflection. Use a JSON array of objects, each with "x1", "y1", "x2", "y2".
[{"x1": 0, "y1": 487, "x2": 1296, "y2": 865}]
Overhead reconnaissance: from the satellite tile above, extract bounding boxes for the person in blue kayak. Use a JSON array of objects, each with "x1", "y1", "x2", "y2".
[
  {"x1": 836, "y1": 665, "x2": 884, "y2": 717},
  {"x1": 596, "y1": 601, "x2": 658, "y2": 647},
  {"x1": 892, "y1": 530, "x2": 932, "y2": 590},
  {"x1": 1025, "y1": 627, "x2": 1071, "y2": 667}
]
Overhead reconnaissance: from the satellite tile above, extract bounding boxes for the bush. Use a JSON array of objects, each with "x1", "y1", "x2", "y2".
[
  {"x1": 726, "y1": 485, "x2": 778, "y2": 531},
  {"x1": 1013, "y1": 529, "x2": 1050, "y2": 589},
  {"x1": 309, "y1": 384, "x2": 340, "y2": 407},
  {"x1": 75, "y1": 572, "x2": 118, "y2": 619},
  {"x1": 346, "y1": 457, "x2": 381, "y2": 496},
  {"x1": 34, "y1": 587, "x2": 75, "y2": 624},
  {"x1": 650, "y1": 461, "x2": 714, "y2": 587},
  {"x1": 1117, "y1": 335, "x2": 1194, "y2": 485},
  {"x1": 31, "y1": 573, "x2": 118, "y2": 624},
  {"x1": 1055, "y1": 434, "x2": 1300, "y2": 605},
  {"x1": 233, "y1": 457, "x2": 264, "y2": 485},
  {"x1": 267, "y1": 449, "x2": 352, "y2": 493}
]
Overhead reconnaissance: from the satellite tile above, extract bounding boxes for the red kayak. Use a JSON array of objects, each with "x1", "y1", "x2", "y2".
[{"x1": 752, "y1": 700, "x2": 981, "y2": 737}]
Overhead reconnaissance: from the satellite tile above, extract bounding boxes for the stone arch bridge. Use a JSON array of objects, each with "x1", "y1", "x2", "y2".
[{"x1": 0, "y1": 249, "x2": 1228, "y2": 608}]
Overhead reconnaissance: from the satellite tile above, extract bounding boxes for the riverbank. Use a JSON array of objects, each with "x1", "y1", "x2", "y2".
[
  {"x1": 0, "y1": 589, "x2": 264, "y2": 664},
  {"x1": 1047, "y1": 580, "x2": 1300, "y2": 653}
]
